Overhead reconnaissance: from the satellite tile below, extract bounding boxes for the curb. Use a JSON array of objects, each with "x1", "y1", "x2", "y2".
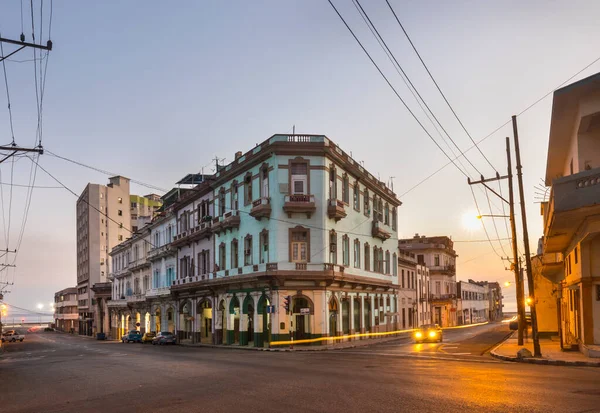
[{"x1": 490, "y1": 334, "x2": 600, "y2": 367}]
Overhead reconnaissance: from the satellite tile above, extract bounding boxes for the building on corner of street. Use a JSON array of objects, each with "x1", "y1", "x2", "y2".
[
  {"x1": 53, "y1": 287, "x2": 78, "y2": 334},
  {"x1": 531, "y1": 251, "x2": 559, "y2": 339}
]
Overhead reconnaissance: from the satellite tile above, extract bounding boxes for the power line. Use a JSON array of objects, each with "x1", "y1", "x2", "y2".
[
  {"x1": 385, "y1": 0, "x2": 497, "y2": 174},
  {"x1": 453, "y1": 238, "x2": 511, "y2": 243},
  {"x1": 483, "y1": 189, "x2": 510, "y2": 258},
  {"x1": 45, "y1": 150, "x2": 169, "y2": 193},
  {"x1": 469, "y1": 185, "x2": 504, "y2": 259},
  {"x1": 352, "y1": 0, "x2": 482, "y2": 178},
  {"x1": 326, "y1": 0, "x2": 469, "y2": 180},
  {"x1": 398, "y1": 53, "x2": 600, "y2": 198},
  {"x1": 0, "y1": 41, "x2": 16, "y2": 144}
]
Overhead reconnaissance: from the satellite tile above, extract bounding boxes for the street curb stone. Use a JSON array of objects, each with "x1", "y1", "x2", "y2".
[{"x1": 490, "y1": 334, "x2": 600, "y2": 367}]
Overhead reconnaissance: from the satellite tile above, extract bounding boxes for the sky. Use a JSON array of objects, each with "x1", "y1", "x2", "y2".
[{"x1": 1, "y1": 0, "x2": 599, "y2": 314}]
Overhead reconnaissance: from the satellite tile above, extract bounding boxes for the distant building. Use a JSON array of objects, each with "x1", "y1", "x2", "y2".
[
  {"x1": 76, "y1": 176, "x2": 162, "y2": 337},
  {"x1": 130, "y1": 194, "x2": 162, "y2": 232},
  {"x1": 54, "y1": 287, "x2": 78, "y2": 333},
  {"x1": 456, "y1": 280, "x2": 489, "y2": 325},
  {"x1": 473, "y1": 281, "x2": 503, "y2": 321},
  {"x1": 398, "y1": 234, "x2": 457, "y2": 327},
  {"x1": 397, "y1": 248, "x2": 431, "y2": 329}
]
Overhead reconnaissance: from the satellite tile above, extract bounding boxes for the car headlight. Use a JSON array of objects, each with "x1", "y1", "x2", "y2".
[
  {"x1": 429, "y1": 331, "x2": 437, "y2": 338},
  {"x1": 415, "y1": 331, "x2": 423, "y2": 338}
]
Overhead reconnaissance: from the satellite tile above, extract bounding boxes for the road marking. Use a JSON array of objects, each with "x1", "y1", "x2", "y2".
[
  {"x1": 443, "y1": 346, "x2": 458, "y2": 349},
  {"x1": 446, "y1": 352, "x2": 471, "y2": 355}
]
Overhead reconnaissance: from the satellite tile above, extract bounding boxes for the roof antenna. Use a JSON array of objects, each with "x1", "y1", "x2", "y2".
[
  {"x1": 292, "y1": 125, "x2": 295, "y2": 135},
  {"x1": 390, "y1": 177, "x2": 395, "y2": 192}
]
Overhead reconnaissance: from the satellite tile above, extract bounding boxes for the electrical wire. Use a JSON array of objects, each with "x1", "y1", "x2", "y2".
[
  {"x1": 469, "y1": 186, "x2": 504, "y2": 259},
  {"x1": 0, "y1": 41, "x2": 16, "y2": 144},
  {"x1": 385, "y1": 0, "x2": 497, "y2": 174},
  {"x1": 483, "y1": 189, "x2": 510, "y2": 258},
  {"x1": 399, "y1": 53, "x2": 600, "y2": 198},
  {"x1": 45, "y1": 150, "x2": 169, "y2": 193},
  {"x1": 326, "y1": 0, "x2": 469, "y2": 180},
  {"x1": 353, "y1": 0, "x2": 482, "y2": 178}
]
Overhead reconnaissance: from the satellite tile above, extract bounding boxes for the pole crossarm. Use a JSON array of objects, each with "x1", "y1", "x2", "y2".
[
  {"x1": 0, "y1": 45, "x2": 26, "y2": 63},
  {"x1": 468, "y1": 176, "x2": 510, "y2": 204},
  {"x1": 0, "y1": 145, "x2": 43, "y2": 154},
  {"x1": 0, "y1": 37, "x2": 52, "y2": 51}
]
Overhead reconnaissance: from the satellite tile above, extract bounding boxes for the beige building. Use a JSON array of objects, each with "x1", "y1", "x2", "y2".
[
  {"x1": 399, "y1": 234, "x2": 457, "y2": 327},
  {"x1": 54, "y1": 287, "x2": 78, "y2": 333},
  {"x1": 541, "y1": 72, "x2": 600, "y2": 357},
  {"x1": 397, "y1": 249, "x2": 431, "y2": 329},
  {"x1": 456, "y1": 280, "x2": 489, "y2": 325}
]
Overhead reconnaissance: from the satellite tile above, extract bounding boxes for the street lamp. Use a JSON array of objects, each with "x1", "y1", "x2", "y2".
[
  {"x1": 525, "y1": 297, "x2": 534, "y2": 306},
  {"x1": 504, "y1": 281, "x2": 512, "y2": 287},
  {"x1": 37, "y1": 303, "x2": 43, "y2": 310}
]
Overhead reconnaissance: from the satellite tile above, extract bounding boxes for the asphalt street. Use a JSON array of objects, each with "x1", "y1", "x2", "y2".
[{"x1": 1, "y1": 324, "x2": 600, "y2": 413}]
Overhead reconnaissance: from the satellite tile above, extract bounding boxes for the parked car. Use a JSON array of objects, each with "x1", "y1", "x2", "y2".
[
  {"x1": 141, "y1": 332, "x2": 156, "y2": 343},
  {"x1": 2, "y1": 331, "x2": 25, "y2": 342},
  {"x1": 152, "y1": 331, "x2": 176, "y2": 345},
  {"x1": 121, "y1": 330, "x2": 142, "y2": 343},
  {"x1": 509, "y1": 316, "x2": 532, "y2": 331},
  {"x1": 414, "y1": 324, "x2": 443, "y2": 343}
]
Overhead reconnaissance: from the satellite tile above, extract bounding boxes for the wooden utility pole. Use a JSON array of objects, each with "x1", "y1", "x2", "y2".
[
  {"x1": 506, "y1": 137, "x2": 526, "y2": 345},
  {"x1": 512, "y1": 115, "x2": 541, "y2": 357}
]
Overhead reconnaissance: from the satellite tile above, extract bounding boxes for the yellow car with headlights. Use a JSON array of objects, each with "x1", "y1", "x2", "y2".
[{"x1": 414, "y1": 324, "x2": 443, "y2": 343}]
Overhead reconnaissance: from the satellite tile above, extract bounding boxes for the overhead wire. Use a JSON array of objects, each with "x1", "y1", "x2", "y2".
[
  {"x1": 326, "y1": 0, "x2": 470, "y2": 180},
  {"x1": 385, "y1": 0, "x2": 497, "y2": 173},
  {"x1": 469, "y1": 185, "x2": 504, "y2": 259}
]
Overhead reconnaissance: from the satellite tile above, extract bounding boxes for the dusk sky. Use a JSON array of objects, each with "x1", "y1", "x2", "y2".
[{"x1": 1, "y1": 0, "x2": 599, "y2": 314}]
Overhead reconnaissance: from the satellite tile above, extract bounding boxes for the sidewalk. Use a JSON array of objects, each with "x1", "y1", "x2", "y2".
[
  {"x1": 179, "y1": 332, "x2": 412, "y2": 352},
  {"x1": 491, "y1": 332, "x2": 600, "y2": 367}
]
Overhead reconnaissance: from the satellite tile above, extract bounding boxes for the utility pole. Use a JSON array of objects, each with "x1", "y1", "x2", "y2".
[
  {"x1": 512, "y1": 115, "x2": 541, "y2": 357},
  {"x1": 506, "y1": 137, "x2": 526, "y2": 345}
]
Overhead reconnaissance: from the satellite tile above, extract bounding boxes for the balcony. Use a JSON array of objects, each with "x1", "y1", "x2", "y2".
[
  {"x1": 371, "y1": 220, "x2": 391, "y2": 241},
  {"x1": 107, "y1": 298, "x2": 128, "y2": 308},
  {"x1": 327, "y1": 199, "x2": 347, "y2": 221},
  {"x1": 429, "y1": 265, "x2": 456, "y2": 275},
  {"x1": 249, "y1": 197, "x2": 272, "y2": 220},
  {"x1": 283, "y1": 194, "x2": 316, "y2": 218},
  {"x1": 172, "y1": 221, "x2": 212, "y2": 247},
  {"x1": 147, "y1": 244, "x2": 175, "y2": 260},
  {"x1": 126, "y1": 294, "x2": 146, "y2": 304},
  {"x1": 145, "y1": 286, "x2": 171, "y2": 298},
  {"x1": 55, "y1": 313, "x2": 79, "y2": 321},
  {"x1": 55, "y1": 300, "x2": 77, "y2": 308},
  {"x1": 544, "y1": 168, "x2": 600, "y2": 253},
  {"x1": 540, "y1": 252, "x2": 564, "y2": 283},
  {"x1": 212, "y1": 211, "x2": 241, "y2": 235},
  {"x1": 430, "y1": 294, "x2": 456, "y2": 303}
]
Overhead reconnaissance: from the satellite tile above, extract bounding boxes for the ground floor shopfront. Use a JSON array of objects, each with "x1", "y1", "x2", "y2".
[
  {"x1": 431, "y1": 299, "x2": 457, "y2": 327},
  {"x1": 170, "y1": 271, "x2": 402, "y2": 347},
  {"x1": 107, "y1": 299, "x2": 177, "y2": 340}
]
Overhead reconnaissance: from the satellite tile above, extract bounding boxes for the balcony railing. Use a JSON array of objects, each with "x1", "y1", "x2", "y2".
[
  {"x1": 327, "y1": 199, "x2": 347, "y2": 221},
  {"x1": 430, "y1": 294, "x2": 456, "y2": 301},
  {"x1": 371, "y1": 220, "x2": 391, "y2": 241},
  {"x1": 212, "y1": 210, "x2": 240, "y2": 234},
  {"x1": 283, "y1": 194, "x2": 316, "y2": 218},
  {"x1": 173, "y1": 221, "x2": 212, "y2": 245},
  {"x1": 544, "y1": 167, "x2": 600, "y2": 253},
  {"x1": 250, "y1": 197, "x2": 272, "y2": 220},
  {"x1": 126, "y1": 294, "x2": 146, "y2": 303},
  {"x1": 145, "y1": 286, "x2": 171, "y2": 298}
]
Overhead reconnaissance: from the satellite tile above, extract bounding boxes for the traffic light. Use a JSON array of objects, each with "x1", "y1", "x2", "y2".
[{"x1": 283, "y1": 296, "x2": 291, "y2": 314}]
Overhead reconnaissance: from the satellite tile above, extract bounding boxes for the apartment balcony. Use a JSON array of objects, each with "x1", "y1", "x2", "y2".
[
  {"x1": 540, "y1": 252, "x2": 564, "y2": 283},
  {"x1": 544, "y1": 167, "x2": 600, "y2": 253},
  {"x1": 283, "y1": 194, "x2": 316, "y2": 218},
  {"x1": 107, "y1": 298, "x2": 128, "y2": 308},
  {"x1": 371, "y1": 220, "x2": 391, "y2": 241},
  {"x1": 129, "y1": 258, "x2": 150, "y2": 272},
  {"x1": 249, "y1": 197, "x2": 272, "y2": 220},
  {"x1": 126, "y1": 294, "x2": 146, "y2": 304},
  {"x1": 429, "y1": 265, "x2": 456, "y2": 275},
  {"x1": 145, "y1": 286, "x2": 171, "y2": 298},
  {"x1": 55, "y1": 300, "x2": 77, "y2": 308},
  {"x1": 430, "y1": 294, "x2": 457, "y2": 303},
  {"x1": 172, "y1": 221, "x2": 212, "y2": 247},
  {"x1": 327, "y1": 199, "x2": 347, "y2": 221},
  {"x1": 147, "y1": 244, "x2": 175, "y2": 261},
  {"x1": 211, "y1": 211, "x2": 241, "y2": 235},
  {"x1": 109, "y1": 268, "x2": 131, "y2": 280}
]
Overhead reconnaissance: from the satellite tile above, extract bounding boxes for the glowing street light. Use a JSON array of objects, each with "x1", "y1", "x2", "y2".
[
  {"x1": 37, "y1": 303, "x2": 43, "y2": 310},
  {"x1": 526, "y1": 297, "x2": 534, "y2": 306},
  {"x1": 504, "y1": 281, "x2": 512, "y2": 287}
]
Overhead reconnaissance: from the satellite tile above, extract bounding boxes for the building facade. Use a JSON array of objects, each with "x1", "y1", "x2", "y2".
[
  {"x1": 76, "y1": 176, "x2": 132, "y2": 336},
  {"x1": 399, "y1": 234, "x2": 458, "y2": 327},
  {"x1": 130, "y1": 194, "x2": 162, "y2": 232},
  {"x1": 541, "y1": 72, "x2": 600, "y2": 356},
  {"x1": 54, "y1": 287, "x2": 78, "y2": 333},
  {"x1": 456, "y1": 280, "x2": 489, "y2": 325},
  {"x1": 397, "y1": 249, "x2": 431, "y2": 328},
  {"x1": 169, "y1": 134, "x2": 401, "y2": 347}
]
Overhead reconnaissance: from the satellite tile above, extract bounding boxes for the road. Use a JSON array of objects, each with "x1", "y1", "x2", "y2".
[{"x1": 1, "y1": 324, "x2": 600, "y2": 413}]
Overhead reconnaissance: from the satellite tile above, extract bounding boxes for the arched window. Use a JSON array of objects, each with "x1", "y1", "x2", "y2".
[
  {"x1": 373, "y1": 246, "x2": 379, "y2": 273},
  {"x1": 329, "y1": 165, "x2": 337, "y2": 200},
  {"x1": 392, "y1": 207, "x2": 397, "y2": 231},
  {"x1": 364, "y1": 242, "x2": 370, "y2": 271},
  {"x1": 353, "y1": 182, "x2": 360, "y2": 211},
  {"x1": 231, "y1": 239, "x2": 239, "y2": 268},
  {"x1": 231, "y1": 181, "x2": 238, "y2": 211},
  {"x1": 342, "y1": 235, "x2": 350, "y2": 266},
  {"x1": 393, "y1": 253, "x2": 398, "y2": 276},
  {"x1": 219, "y1": 188, "x2": 226, "y2": 216},
  {"x1": 353, "y1": 239, "x2": 361, "y2": 268},
  {"x1": 364, "y1": 189, "x2": 370, "y2": 216}
]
